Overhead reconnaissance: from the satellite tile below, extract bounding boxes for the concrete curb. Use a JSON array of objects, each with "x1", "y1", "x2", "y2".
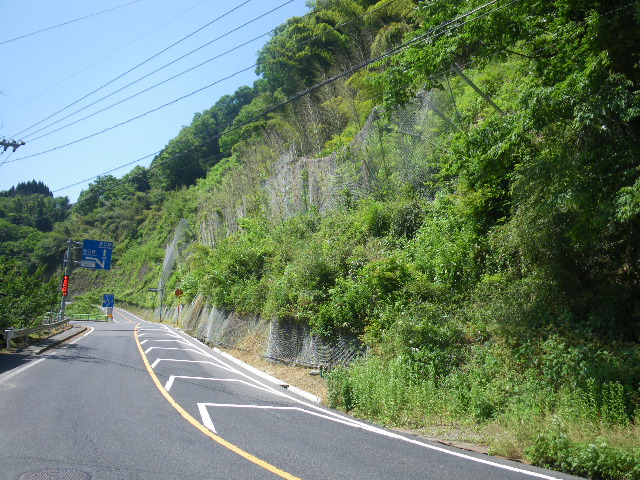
[{"x1": 34, "y1": 325, "x2": 88, "y2": 355}]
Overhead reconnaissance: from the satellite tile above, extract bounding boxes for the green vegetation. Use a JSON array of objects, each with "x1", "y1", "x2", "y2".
[
  {"x1": 0, "y1": 256, "x2": 59, "y2": 330},
  {"x1": 1, "y1": 0, "x2": 639, "y2": 477},
  {"x1": 65, "y1": 294, "x2": 104, "y2": 316}
]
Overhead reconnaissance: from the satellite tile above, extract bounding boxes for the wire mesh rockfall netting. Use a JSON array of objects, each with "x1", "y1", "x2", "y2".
[
  {"x1": 180, "y1": 295, "x2": 365, "y2": 369},
  {"x1": 176, "y1": 90, "x2": 459, "y2": 366},
  {"x1": 197, "y1": 88, "x2": 453, "y2": 244}
]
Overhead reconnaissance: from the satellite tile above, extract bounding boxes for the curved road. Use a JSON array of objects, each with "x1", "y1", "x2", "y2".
[{"x1": 0, "y1": 309, "x2": 585, "y2": 480}]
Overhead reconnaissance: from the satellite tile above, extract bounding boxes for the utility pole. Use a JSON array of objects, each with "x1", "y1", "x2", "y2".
[
  {"x1": 59, "y1": 239, "x2": 73, "y2": 320},
  {"x1": 59, "y1": 239, "x2": 83, "y2": 320},
  {"x1": 0, "y1": 139, "x2": 25, "y2": 152}
]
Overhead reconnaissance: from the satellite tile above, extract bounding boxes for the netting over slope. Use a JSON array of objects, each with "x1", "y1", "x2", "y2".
[
  {"x1": 154, "y1": 218, "x2": 190, "y2": 321},
  {"x1": 261, "y1": 91, "x2": 454, "y2": 221},
  {"x1": 179, "y1": 294, "x2": 364, "y2": 368},
  {"x1": 181, "y1": 90, "x2": 459, "y2": 366}
]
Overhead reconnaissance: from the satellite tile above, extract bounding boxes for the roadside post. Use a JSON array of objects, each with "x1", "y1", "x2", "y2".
[
  {"x1": 175, "y1": 289, "x2": 183, "y2": 327},
  {"x1": 148, "y1": 287, "x2": 163, "y2": 322}
]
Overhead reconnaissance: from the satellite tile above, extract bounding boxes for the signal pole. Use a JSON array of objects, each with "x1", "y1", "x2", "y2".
[
  {"x1": 59, "y1": 239, "x2": 83, "y2": 320},
  {"x1": 59, "y1": 239, "x2": 73, "y2": 320}
]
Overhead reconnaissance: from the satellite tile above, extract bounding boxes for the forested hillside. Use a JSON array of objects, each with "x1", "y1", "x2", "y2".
[{"x1": 2, "y1": 1, "x2": 639, "y2": 478}]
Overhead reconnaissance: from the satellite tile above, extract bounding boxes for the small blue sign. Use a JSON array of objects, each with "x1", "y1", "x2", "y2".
[
  {"x1": 102, "y1": 294, "x2": 114, "y2": 308},
  {"x1": 81, "y1": 239, "x2": 113, "y2": 270}
]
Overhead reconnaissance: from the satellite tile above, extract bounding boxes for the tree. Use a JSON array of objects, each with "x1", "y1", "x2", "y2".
[
  {"x1": 0, "y1": 256, "x2": 59, "y2": 330},
  {"x1": 0, "y1": 180, "x2": 52, "y2": 198},
  {"x1": 378, "y1": 0, "x2": 640, "y2": 339}
]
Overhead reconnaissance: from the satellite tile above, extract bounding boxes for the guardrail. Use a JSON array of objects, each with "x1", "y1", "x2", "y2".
[
  {"x1": 66, "y1": 313, "x2": 109, "y2": 321},
  {"x1": 4, "y1": 319, "x2": 70, "y2": 350}
]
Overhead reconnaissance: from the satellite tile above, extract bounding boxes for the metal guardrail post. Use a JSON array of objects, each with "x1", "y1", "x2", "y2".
[{"x1": 5, "y1": 329, "x2": 14, "y2": 350}]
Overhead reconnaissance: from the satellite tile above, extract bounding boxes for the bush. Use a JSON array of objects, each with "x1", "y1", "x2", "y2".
[
  {"x1": 526, "y1": 429, "x2": 640, "y2": 480},
  {"x1": 66, "y1": 294, "x2": 104, "y2": 315}
]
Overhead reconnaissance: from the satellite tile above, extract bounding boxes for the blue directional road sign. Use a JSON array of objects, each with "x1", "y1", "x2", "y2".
[
  {"x1": 102, "y1": 294, "x2": 114, "y2": 308},
  {"x1": 81, "y1": 239, "x2": 113, "y2": 270}
]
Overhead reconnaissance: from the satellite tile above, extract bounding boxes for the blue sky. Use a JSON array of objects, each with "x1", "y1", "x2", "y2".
[{"x1": 0, "y1": 0, "x2": 310, "y2": 202}]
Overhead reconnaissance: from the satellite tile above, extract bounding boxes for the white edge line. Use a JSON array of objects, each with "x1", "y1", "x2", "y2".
[
  {"x1": 0, "y1": 357, "x2": 47, "y2": 384},
  {"x1": 119, "y1": 308, "x2": 562, "y2": 479},
  {"x1": 68, "y1": 326, "x2": 94, "y2": 345},
  {"x1": 0, "y1": 326, "x2": 94, "y2": 384},
  {"x1": 198, "y1": 404, "x2": 563, "y2": 480}
]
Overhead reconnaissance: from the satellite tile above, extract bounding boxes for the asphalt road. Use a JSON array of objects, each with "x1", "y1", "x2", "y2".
[{"x1": 0, "y1": 309, "x2": 587, "y2": 480}]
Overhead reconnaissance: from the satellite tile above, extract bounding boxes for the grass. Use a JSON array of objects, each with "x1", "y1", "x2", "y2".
[{"x1": 327, "y1": 351, "x2": 640, "y2": 480}]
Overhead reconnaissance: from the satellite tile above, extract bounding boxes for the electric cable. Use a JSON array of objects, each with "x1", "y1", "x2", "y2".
[
  {"x1": 3, "y1": 0, "x2": 635, "y2": 235},
  {"x1": 0, "y1": 1, "x2": 141, "y2": 46},
  {"x1": 20, "y1": 1, "x2": 298, "y2": 142},
  {"x1": 3, "y1": 0, "x2": 397, "y2": 163},
  {"x1": 9, "y1": 0, "x2": 254, "y2": 139},
  {"x1": 0, "y1": 0, "x2": 211, "y2": 118},
  {"x1": 12, "y1": 0, "x2": 350, "y2": 141},
  {"x1": 47, "y1": 0, "x2": 523, "y2": 194},
  {"x1": 5, "y1": 65, "x2": 256, "y2": 162},
  {"x1": 1, "y1": 0, "x2": 545, "y2": 233}
]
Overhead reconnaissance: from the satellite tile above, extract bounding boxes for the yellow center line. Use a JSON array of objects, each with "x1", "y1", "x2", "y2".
[{"x1": 129, "y1": 317, "x2": 301, "y2": 480}]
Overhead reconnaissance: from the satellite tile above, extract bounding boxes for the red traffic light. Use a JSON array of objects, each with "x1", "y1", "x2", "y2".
[{"x1": 61, "y1": 275, "x2": 69, "y2": 296}]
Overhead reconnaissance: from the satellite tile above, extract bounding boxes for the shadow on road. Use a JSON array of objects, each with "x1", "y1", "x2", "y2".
[{"x1": 0, "y1": 350, "x2": 33, "y2": 376}]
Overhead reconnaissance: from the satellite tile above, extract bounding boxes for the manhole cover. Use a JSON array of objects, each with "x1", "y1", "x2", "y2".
[{"x1": 20, "y1": 469, "x2": 92, "y2": 480}]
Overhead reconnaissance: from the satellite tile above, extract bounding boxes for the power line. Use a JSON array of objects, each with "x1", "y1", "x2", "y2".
[
  {"x1": 4, "y1": 0, "x2": 378, "y2": 163},
  {"x1": 3, "y1": 0, "x2": 632, "y2": 235},
  {"x1": 0, "y1": 0, "x2": 211, "y2": 118},
  {"x1": 0, "y1": 1, "x2": 142, "y2": 46},
  {"x1": 9, "y1": 0, "x2": 255, "y2": 139},
  {"x1": 52, "y1": 152, "x2": 160, "y2": 194},
  {"x1": 5, "y1": 0, "x2": 502, "y2": 168},
  {"x1": 20, "y1": 1, "x2": 297, "y2": 142},
  {"x1": 39, "y1": 0, "x2": 408, "y2": 195},
  {"x1": 4, "y1": 65, "x2": 256, "y2": 163},
  {"x1": 48, "y1": 0, "x2": 518, "y2": 195},
  {"x1": 9, "y1": 0, "x2": 344, "y2": 141},
  {"x1": 3, "y1": 0, "x2": 523, "y2": 236}
]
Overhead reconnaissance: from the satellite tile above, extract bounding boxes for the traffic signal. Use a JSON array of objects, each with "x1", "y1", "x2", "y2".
[{"x1": 61, "y1": 275, "x2": 69, "y2": 296}]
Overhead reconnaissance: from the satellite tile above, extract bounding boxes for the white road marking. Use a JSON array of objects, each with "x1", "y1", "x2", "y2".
[
  {"x1": 150, "y1": 358, "x2": 237, "y2": 375},
  {"x1": 144, "y1": 346, "x2": 215, "y2": 357},
  {"x1": 165, "y1": 376, "x2": 278, "y2": 394},
  {"x1": 0, "y1": 357, "x2": 47, "y2": 384},
  {"x1": 68, "y1": 326, "x2": 94, "y2": 344},
  {"x1": 139, "y1": 339, "x2": 191, "y2": 347},
  {"x1": 138, "y1": 333, "x2": 182, "y2": 339},
  {"x1": 198, "y1": 404, "x2": 564, "y2": 480},
  {"x1": 119, "y1": 308, "x2": 564, "y2": 479},
  {"x1": 0, "y1": 326, "x2": 94, "y2": 384}
]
